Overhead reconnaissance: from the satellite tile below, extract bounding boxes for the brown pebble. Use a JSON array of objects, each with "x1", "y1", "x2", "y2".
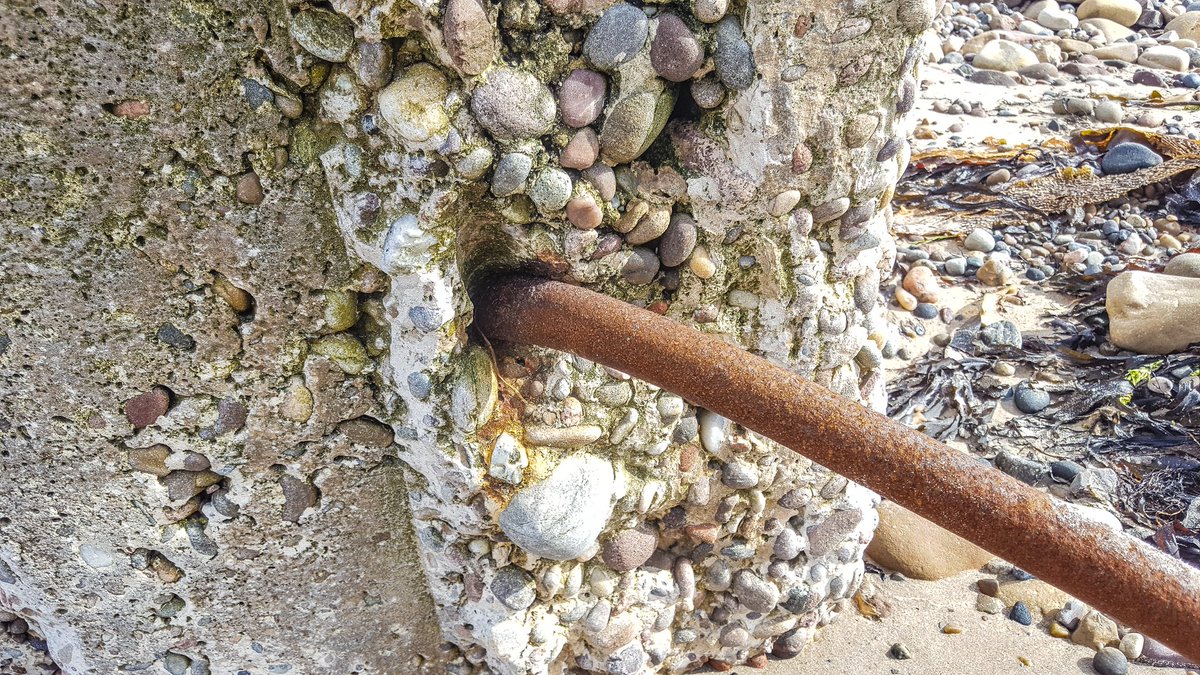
[
  {"x1": 650, "y1": 14, "x2": 704, "y2": 82},
  {"x1": 792, "y1": 143, "x2": 812, "y2": 173},
  {"x1": 978, "y1": 577, "x2": 1000, "y2": 597},
  {"x1": 280, "y1": 474, "x2": 319, "y2": 523},
  {"x1": 902, "y1": 266, "x2": 940, "y2": 303},
  {"x1": 159, "y1": 470, "x2": 223, "y2": 501},
  {"x1": 150, "y1": 554, "x2": 184, "y2": 583},
  {"x1": 566, "y1": 195, "x2": 603, "y2": 230},
  {"x1": 709, "y1": 659, "x2": 733, "y2": 672},
  {"x1": 602, "y1": 524, "x2": 658, "y2": 572},
  {"x1": 179, "y1": 452, "x2": 212, "y2": 472},
  {"x1": 560, "y1": 128, "x2": 600, "y2": 169},
  {"x1": 213, "y1": 275, "x2": 253, "y2": 313},
  {"x1": 127, "y1": 445, "x2": 172, "y2": 477},
  {"x1": 685, "y1": 522, "x2": 720, "y2": 543},
  {"x1": 112, "y1": 100, "x2": 151, "y2": 118},
  {"x1": 125, "y1": 386, "x2": 171, "y2": 428},
  {"x1": 208, "y1": 398, "x2": 248, "y2": 437},
  {"x1": 236, "y1": 172, "x2": 264, "y2": 205},
  {"x1": 337, "y1": 416, "x2": 395, "y2": 448},
  {"x1": 746, "y1": 653, "x2": 769, "y2": 668}
]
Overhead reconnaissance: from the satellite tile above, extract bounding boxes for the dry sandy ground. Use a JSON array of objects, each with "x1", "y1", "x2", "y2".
[{"x1": 756, "y1": 572, "x2": 1185, "y2": 675}]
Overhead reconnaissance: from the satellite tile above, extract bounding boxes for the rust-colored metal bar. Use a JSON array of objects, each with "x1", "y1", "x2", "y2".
[{"x1": 473, "y1": 275, "x2": 1200, "y2": 663}]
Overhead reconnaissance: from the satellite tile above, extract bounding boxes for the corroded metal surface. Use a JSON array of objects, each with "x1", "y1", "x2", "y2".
[{"x1": 473, "y1": 275, "x2": 1200, "y2": 663}]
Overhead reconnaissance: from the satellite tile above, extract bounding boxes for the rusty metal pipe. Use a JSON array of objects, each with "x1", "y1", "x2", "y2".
[{"x1": 472, "y1": 275, "x2": 1200, "y2": 663}]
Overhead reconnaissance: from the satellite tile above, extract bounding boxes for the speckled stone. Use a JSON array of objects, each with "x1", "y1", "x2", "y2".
[
  {"x1": 529, "y1": 168, "x2": 573, "y2": 212},
  {"x1": 491, "y1": 565, "x2": 536, "y2": 610},
  {"x1": 290, "y1": 8, "x2": 355, "y2": 62},
  {"x1": 732, "y1": 569, "x2": 779, "y2": 612},
  {"x1": 444, "y1": 0, "x2": 497, "y2": 75},
  {"x1": 470, "y1": 67, "x2": 557, "y2": 141},
  {"x1": 651, "y1": 14, "x2": 704, "y2": 82},
  {"x1": 714, "y1": 17, "x2": 755, "y2": 90},
  {"x1": 602, "y1": 524, "x2": 658, "y2": 571},
  {"x1": 583, "y1": 4, "x2": 649, "y2": 70}
]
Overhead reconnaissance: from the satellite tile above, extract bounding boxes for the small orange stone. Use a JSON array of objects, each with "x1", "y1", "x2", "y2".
[
  {"x1": 685, "y1": 522, "x2": 720, "y2": 543},
  {"x1": 679, "y1": 444, "x2": 699, "y2": 472},
  {"x1": 709, "y1": 659, "x2": 733, "y2": 672},
  {"x1": 747, "y1": 653, "x2": 769, "y2": 668},
  {"x1": 648, "y1": 300, "x2": 669, "y2": 314}
]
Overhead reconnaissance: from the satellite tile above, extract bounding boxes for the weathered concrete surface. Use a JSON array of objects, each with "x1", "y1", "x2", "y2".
[{"x1": 0, "y1": 0, "x2": 442, "y2": 671}]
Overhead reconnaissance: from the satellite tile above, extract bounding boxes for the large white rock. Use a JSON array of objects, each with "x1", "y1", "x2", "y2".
[
  {"x1": 1106, "y1": 271, "x2": 1200, "y2": 354},
  {"x1": 1077, "y1": 0, "x2": 1142, "y2": 27},
  {"x1": 973, "y1": 39, "x2": 1039, "y2": 71},
  {"x1": 498, "y1": 455, "x2": 616, "y2": 560},
  {"x1": 1165, "y1": 12, "x2": 1200, "y2": 42},
  {"x1": 1138, "y1": 45, "x2": 1191, "y2": 71}
]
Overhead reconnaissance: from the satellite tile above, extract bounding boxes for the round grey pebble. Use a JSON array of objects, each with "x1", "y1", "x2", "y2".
[
  {"x1": 773, "y1": 528, "x2": 803, "y2": 561},
  {"x1": 470, "y1": 67, "x2": 556, "y2": 141},
  {"x1": 583, "y1": 4, "x2": 648, "y2": 70},
  {"x1": 621, "y1": 247, "x2": 661, "y2": 285},
  {"x1": 1093, "y1": 647, "x2": 1129, "y2": 675},
  {"x1": 980, "y1": 320, "x2": 1022, "y2": 350},
  {"x1": 606, "y1": 642, "x2": 646, "y2": 675},
  {"x1": 1101, "y1": 143, "x2": 1163, "y2": 176},
  {"x1": 944, "y1": 257, "x2": 967, "y2": 276},
  {"x1": 731, "y1": 569, "x2": 779, "y2": 612},
  {"x1": 491, "y1": 565, "x2": 536, "y2": 610},
  {"x1": 1050, "y1": 460, "x2": 1084, "y2": 483},
  {"x1": 1013, "y1": 381, "x2": 1051, "y2": 414},
  {"x1": 964, "y1": 227, "x2": 996, "y2": 253},
  {"x1": 721, "y1": 460, "x2": 760, "y2": 489},
  {"x1": 913, "y1": 303, "x2": 938, "y2": 320},
  {"x1": 491, "y1": 153, "x2": 532, "y2": 197}
]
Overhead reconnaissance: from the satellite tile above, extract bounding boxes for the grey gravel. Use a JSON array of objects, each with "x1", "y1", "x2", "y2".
[
  {"x1": 1092, "y1": 647, "x2": 1129, "y2": 675},
  {"x1": 491, "y1": 565, "x2": 537, "y2": 610},
  {"x1": 491, "y1": 153, "x2": 532, "y2": 197},
  {"x1": 583, "y1": 4, "x2": 648, "y2": 70},
  {"x1": 731, "y1": 569, "x2": 779, "y2": 612},
  {"x1": 714, "y1": 17, "x2": 755, "y2": 90},
  {"x1": 621, "y1": 247, "x2": 661, "y2": 285}
]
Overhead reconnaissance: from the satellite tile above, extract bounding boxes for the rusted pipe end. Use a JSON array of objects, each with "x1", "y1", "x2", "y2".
[{"x1": 472, "y1": 274, "x2": 1200, "y2": 664}]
